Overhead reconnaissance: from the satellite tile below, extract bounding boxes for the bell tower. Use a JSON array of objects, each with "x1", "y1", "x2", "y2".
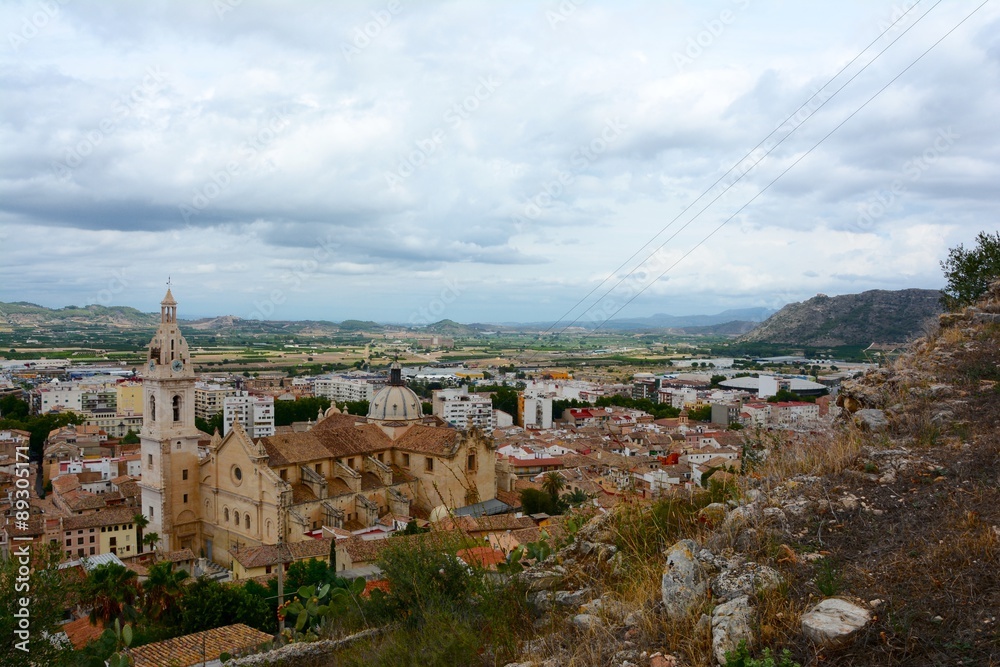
[{"x1": 139, "y1": 287, "x2": 201, "y2": 553}]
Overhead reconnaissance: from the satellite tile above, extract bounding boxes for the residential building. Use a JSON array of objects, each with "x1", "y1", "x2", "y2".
[
  {"x1": 223, "y1": 392, "x2": 276, "y2": 438},
  {"x1": 313, "y1": 373, "x2": 386, "y2": 403},
  {"x1": 432, "y1": 386, "x2": 494, "y2": 433},
  {"x1": 194, "y1": 383, "x2": 238, "y2": 421}
]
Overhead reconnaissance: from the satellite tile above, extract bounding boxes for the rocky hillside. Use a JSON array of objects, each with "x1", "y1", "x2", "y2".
[
  {"x1": 737, "y1": 289, "x2": 943, "y2": 347},
  {"x1": 484, "y1": 284, "x2": 1000, "y2": 666}
]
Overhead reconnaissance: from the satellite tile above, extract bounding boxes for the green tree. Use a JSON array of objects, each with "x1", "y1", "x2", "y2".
[
  {"x1": 519, "y1": 488, "x2": 558, "y2": 515},
  {"x1": 687, "y1": 405, "x2": 712, "y2": 421},
  {"x1": 540, "y1": 472, "x2": 565, "y2": 505},
  {"x1": 0, "y1": 543, "x2": 74, "y2": 666},
  {"x1": 142, "y1": 532, "x2": 161, "y2": 557},
  {"x1": 142, "y1": 561, "x2": 189, "y2": 624},
  {"x1": 0, "y1": 394, "x2": 29, "y2": 420},
  {"x1": 80, "y1": 563, "x2": 141, "y2": 625},
  {"x1": 285, "y1": 558, "x2": 331, "y2": 591},
  {"x1": 710, "y1": 374, "x2": 727, "y2": 388},
  {"x1": 343, "y1": 400, "x2": 370, "y2": 416},
  {"x1": 195, "y1": 411, "x2": 224, "y2": 435},
  {"x1": 120, "y1": 429, "x2": 140, "y2": 444},
  {"x1": 941, "y1": 231, "x2": 1000, "y2": 310},
  {"x1": 133, "y1": 513, "x2": 149, "y2": 555},
  {"x1": 179, "y1": 577, "x2": 273, "y2": 634}
]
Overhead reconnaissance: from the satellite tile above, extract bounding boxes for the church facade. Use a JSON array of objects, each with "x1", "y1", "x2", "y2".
[{"x1": 139, "y1": 290, "x2": 497, "y2": 567}]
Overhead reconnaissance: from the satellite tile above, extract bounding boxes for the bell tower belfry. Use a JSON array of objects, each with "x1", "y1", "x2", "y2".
[{"x1": 139, "y1": 288, "x2": 201, "y2": 553}]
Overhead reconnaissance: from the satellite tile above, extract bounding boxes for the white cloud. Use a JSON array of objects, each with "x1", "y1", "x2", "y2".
[{"x1": 1, "y1": 0, "x2": 998, "y2": 322}]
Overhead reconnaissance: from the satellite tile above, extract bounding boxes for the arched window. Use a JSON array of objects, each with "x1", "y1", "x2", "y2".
[
  {"x1": 245, "y1": 514, "x2": 250, "y2": 530},
  {"x1": 224, "y1": 508, "x2": 229, "y2": 522},
  {"x1": 234, "y1": 511, "x2": 240, "y2": 526},
  {"x1": 266, "y1": 520, "x2": 272, "y2": 537},
  {"x1": 172, "y1": 395, "x2": 181, "y2": 422},
  {"x1": 149, "y1": 395, "x2": 156, "y2": 422}
]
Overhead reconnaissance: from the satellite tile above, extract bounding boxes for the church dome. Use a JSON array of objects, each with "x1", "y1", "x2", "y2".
[{"x1": 368, "y1": 363, "x2": 422, "y2": 422}]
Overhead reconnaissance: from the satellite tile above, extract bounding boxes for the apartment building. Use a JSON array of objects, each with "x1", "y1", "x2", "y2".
[
  {"x1": 223, "y1": 392, "x2": 276, "y2": 438},
  {"x1": 432, "y1": 386, "x2": 495, "y2": 433}
]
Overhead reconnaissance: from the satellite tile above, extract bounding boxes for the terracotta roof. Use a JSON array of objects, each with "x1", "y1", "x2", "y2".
[
  {"x1": 467, "y1": 514, "x2": 536, "y2": 533},
  {"x1": 259, "y1": 432, "x2": 331, "y2": 466},
  {"x1": 51, "y1": 475, "x2": 81, "y2": 494},
  {"x1": 232, "y1": 537, "x2": 333, "y2": 570},
  {"x1": 63, "y1": 506, "x2": 136, "y2": 531},
  {"x1": 291, "y1": 483, "x2": 318, "y2": 503},
  {"x1": 360, "y1": 472, "x2": 383, "y2": 490},
  {"x1": 163, "y1": 548, "x2": 196, "y2": 563},
  {"x1": 362, "y1": 579, "x2": 391, "y2": 597},
  {"x1": 61, "y1": 489, "x2": 107, "y2": 511},
  {"x1": 63, "y1": 617, "x2": 105, "y2": 650},
  {"x1": 328, "y1": 478, "x2": 352, "y2": 496},
  {"x1": 340, "y1": 530, "x2": 469, "y2": 566},
  {"x1": 456, "y1": 546, "x2": 505, "y2": 570},
  {"x1": 130, "y1": 623, "x2": 272, "y2": 667}
]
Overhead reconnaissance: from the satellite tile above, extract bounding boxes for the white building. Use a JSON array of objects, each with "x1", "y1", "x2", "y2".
[
  {"x1": 432, "y1": 386, "x2": 495, "y2": 433},
  {"x1": 38, "y1": 382, "x2": 83, "y2": 413},
  {"x1": 194, "y1": 382, "x2": 238, "y2": 421},
  {"x1": 313, "y1": 373, "x2": 386, "y2": 403},
  {"x1": 223, "y1": 392, "x2": 276, "y2": 438},
  {"x1": 522, "y1": 394, "x2": 553, "y2": 430}
]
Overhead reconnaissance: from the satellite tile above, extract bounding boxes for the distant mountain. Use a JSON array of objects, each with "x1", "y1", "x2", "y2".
[
  {"x1": 674, "y1": 320, "x2": 762, "y2": 336},
  {"x1": 418, "y1": 319, "x2": 482, "y2": 335},
  {"x1": 737, "y1": 289, "x2": 944, "y2": 347},
  {"x1": 601, "y1": 307, "x2": 775, "y2": 331},
  {"x1": 0, "y1": 301, "x2": 158, "y2": 327}
]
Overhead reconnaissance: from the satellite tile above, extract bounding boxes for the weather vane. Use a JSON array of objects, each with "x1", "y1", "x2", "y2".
[{"x1": 167, "y1": 275, "x2": 172, "y2": 287}]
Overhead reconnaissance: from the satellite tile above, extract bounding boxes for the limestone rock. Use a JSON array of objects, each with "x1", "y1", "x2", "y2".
[
  {"x1": 712, "y1": 561, "x2": 783, "y2": 602},
  {"x1": 711, "y1": 595, "x2": 755, "y2": 665},
  {"x1": 854, "y1": 409, "x2": 889, "y2": 431},
  {"x1": 569, "y1": 613, "x2": 601, "y2": 631},
  {"x1": 698, "y1": 503, "x2": 728, "y2": 526},
  {"x1": 661, "y1": 539, "x2": 708, "y2": 619},
  {"x1": 801, "y1": 597, "x2": 872, "y2": 648},
  {"x1": 522, "y1": 570, "x2": 562, "y2": 592}
]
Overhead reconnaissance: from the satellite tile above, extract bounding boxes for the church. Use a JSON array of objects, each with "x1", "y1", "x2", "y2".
[{"x1": 138, "y1": 289, "x2": 497, "y2": 566}]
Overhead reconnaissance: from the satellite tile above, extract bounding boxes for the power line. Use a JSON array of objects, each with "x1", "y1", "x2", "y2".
[
  {"x1": 535, "y1": 0, "x2": 936, "y2": 338},
  {"x1": 589, "y1": 0, "x2": 991, "y2": 332}
]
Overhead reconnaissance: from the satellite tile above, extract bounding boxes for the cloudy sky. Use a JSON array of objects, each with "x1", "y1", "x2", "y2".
[{"x1": 2, "y1": 1, "x2": 998, "y2": 326}]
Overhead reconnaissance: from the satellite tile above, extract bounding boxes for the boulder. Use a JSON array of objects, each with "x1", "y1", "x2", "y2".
[
  {"x1": 569, "y1": 613, "x2": 601, "y2": 631},
  {"x1": 712, "y1": 561, "x2": 783, "y2": 602},
  {"x1": 698, "y1": 503, "x2": 728, "y2": 526},
  {"x1": 801, "y1": 598, "x2": 872, "y2": 648},
  {"x1": 854, "y1": 409, "x2": 889, "y2": 431},
  {"x1": 711, "y1": 595, "x2": 755, "y2": 665},
  {"x1": 521, "y1": 570, "x2": 562, "y2": 592},
  {"x1": 661, "y1": 539, "x2": 708, "y2": 619}
]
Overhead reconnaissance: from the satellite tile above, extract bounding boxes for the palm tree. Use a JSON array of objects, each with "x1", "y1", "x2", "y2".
[
  {"x1": 133, "y1": 513, "x2": 149, "y2": 554},
  {"x1": 541, "y1": 472, "x2": 565, "y2": 503},
  {"x1": 82, "y1": 563, "x2": 141, "y2": 625},
  {"x1": 142, "y1": 532, "x2": 161, "y2": 560},
  {"x1": 143, "y1": 561, "x2": 189, "y2": 623}
]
